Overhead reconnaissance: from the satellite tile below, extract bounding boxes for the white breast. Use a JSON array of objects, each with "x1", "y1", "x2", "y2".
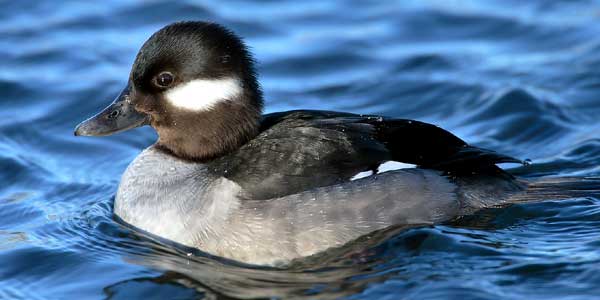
[{"x1": 114, "y1": 147, "x2": 242, "y2": 247}]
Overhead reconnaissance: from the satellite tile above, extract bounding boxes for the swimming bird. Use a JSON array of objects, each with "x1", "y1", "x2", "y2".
[{"x1": 74, "y1": 21, "x2": 589, "y2": 266}]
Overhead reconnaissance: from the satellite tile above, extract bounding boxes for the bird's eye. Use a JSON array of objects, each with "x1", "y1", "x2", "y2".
[{"x1": 155, "y1": 72, "x2": 174, "y2": 88}]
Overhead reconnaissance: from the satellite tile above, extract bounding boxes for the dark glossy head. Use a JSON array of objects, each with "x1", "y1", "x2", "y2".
[{"x1": 75, "y1": 21, "x2": 263, "y2": 161}]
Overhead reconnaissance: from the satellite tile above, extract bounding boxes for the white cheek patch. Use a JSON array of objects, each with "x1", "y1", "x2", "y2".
[
  {"x1": 351, "y1": 161, "x2": 417, "y2": 181},
  {"x1": 164, "y1": 77, "x2": 242, "y2": 111}
]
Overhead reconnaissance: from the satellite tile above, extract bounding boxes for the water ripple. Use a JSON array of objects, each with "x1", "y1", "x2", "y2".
[{"x1": 1, "y1": 0, "x2": 600, "y2": 299}]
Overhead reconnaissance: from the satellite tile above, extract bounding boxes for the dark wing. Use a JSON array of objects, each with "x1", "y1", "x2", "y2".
[
  {"x1": 359, "y1": 117, "x2": 522, "y2": 171},
  {"x1": 209, "y1": 110, "x2": 522, "y2": 199}
]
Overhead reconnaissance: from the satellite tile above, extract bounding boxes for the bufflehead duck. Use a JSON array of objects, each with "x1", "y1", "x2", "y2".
[{"x1": 75, "y1": 21, "x2": 537, "y2": 265}]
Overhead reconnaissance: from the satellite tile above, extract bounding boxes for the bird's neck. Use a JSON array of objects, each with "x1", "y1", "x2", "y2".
[{"x1": 154, "y1": 100, "x2": 262, "y2": 161}]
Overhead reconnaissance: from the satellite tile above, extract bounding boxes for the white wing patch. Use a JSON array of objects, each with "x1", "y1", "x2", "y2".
[
  {"x1": 351, "y1": 161, "x2": 417, "y2": 181},
  {"x1": 165, "y1": 77, "x2": 242, "y2": 111},
  {"x1": 350, "y1": 170, "x2": 374, "y2": 181},
  {"x1": 378, "y1": 161, "x2": 416, "y2": 172}
]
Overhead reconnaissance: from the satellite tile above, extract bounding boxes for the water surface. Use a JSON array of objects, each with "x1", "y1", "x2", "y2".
[{"x1": 1, "y1": 1, "x2": 600, "y2": 299}]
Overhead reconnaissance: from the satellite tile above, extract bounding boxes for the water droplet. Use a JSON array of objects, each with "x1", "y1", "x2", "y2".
[{"x1": 523, "y1": 158, "x2": 532, "y2": 166}]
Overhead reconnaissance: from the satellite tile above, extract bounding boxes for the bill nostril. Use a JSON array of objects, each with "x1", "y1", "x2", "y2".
[{"x1": 107, "y1": 110, "x2": 120, "y2": 119}]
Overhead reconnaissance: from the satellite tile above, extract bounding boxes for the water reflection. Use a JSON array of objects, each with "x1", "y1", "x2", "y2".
[
  {"x1": 104, "y1": 219, "x2": 420, "y2": 299},
  {"x1": 2, "y1": 0, "x2": 600, "y2": 298}
]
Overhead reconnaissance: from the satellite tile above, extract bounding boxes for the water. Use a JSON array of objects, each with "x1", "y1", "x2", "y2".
[{"x1": 1, "y1": 0, "x2": 600, "y2": 299}]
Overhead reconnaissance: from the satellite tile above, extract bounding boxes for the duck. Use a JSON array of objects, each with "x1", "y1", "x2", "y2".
[{"x1": 74, "y1": 21, "x2": 546, "y2": 266}]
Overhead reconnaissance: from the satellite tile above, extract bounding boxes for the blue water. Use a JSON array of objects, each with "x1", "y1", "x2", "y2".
[{"x1": 1, "y1": 1, "x2": 600, "y2": 299}]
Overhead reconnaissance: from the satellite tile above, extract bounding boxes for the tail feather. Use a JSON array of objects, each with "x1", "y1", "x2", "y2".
[{"x1": 510, "y1": 177, "x2": 600, "y2": 203}]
